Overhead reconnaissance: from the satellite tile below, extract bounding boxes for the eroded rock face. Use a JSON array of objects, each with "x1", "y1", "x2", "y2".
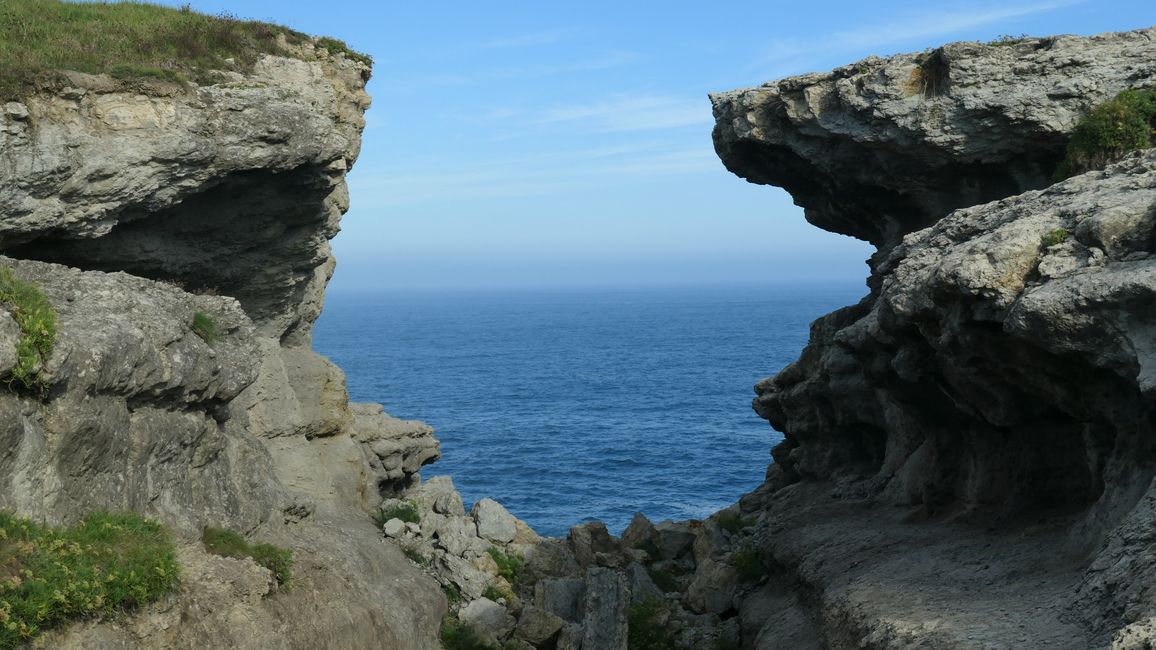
[
  {"x1": 711, "y1": 28, "x2": 1156, "y2": 248},
  {"x1": 714, "y1": 26, "x2": 1156, "y2": 650},
  {"x1": 0, "y1": 50, "x2": 449, "y2": 648},
  {"x1": 0, "y1": 53, "x2": 370, "y2": 343}
]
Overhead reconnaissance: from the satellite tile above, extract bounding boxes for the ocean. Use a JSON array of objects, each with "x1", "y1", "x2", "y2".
[{"x1": 313, "y1": 283, "x2": 863, "y2": 536}]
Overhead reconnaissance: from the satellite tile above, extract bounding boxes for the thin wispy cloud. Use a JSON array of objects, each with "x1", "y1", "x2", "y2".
[
  {"x1": 537, "y1": 95, "x2": 712, "y2": 133},
  {"x1": 751, "y1": 0, "x2": 1087, "y2": 78}
]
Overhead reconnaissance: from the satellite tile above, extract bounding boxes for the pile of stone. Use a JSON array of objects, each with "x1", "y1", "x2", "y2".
[{"x1": 380, "y1": 476, "x2": 760, "y2": 649}]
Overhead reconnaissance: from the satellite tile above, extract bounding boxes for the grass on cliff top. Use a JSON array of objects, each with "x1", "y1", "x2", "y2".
[
  {"x1": 0, "y1": 511, "x2": 179, "y2": 649},
  {"x1": 201, "y1": 527, "x2": 292, "y2": 586},
  {"x1": 0, "y1": 0, "x2": 370, "y2": 99},
  {"x1": 1055, "y1": 88, "x2": 1156, "y2": 180},
  {"x1": 0, "y1": 266, "x2": 56, "y2": 394}
]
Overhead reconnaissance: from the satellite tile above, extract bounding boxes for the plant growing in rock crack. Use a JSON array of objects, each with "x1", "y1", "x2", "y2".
[
  {"x1": 1042, "y1": 228, "x2": 1070, "y2": 247},
  {"x1": 730, "y1": 543, "x2": 764, "y2": 583},
  {"x1": 374, "y1": 500, "x2": 420, "y2": 527},
  {"x1": 1055, "y1": 88, "x2": 1156, "y2": 180},
  {"x1": 716, "y1": 511, "x2": 752, "y2": 534},
  {"x1": 0, "y1": 266, "x2": 56, "y2": 393},
  {"x1": 486, "y1": 547, "x2": 524, "y2": 585},
  {"x1": 627, "y1": 597, "x2": 676, "y2": 650},
  {"x1": 440, "y1": 616, "x2": 497, "y2": 650},
  {"x1": 482, "y1": 584, "x2": 511, "y2": 602},
  {"x1": 0, "y1": 511, "x2": 179, "y2": 649},
  {"x1": 190, "y1": 311, "x2": 217, "y2": 343},
  {"x1": 201, "y1": 526, "x2": 292, "y2": 586}
]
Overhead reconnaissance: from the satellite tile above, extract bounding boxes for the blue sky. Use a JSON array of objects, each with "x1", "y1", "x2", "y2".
[{"x1": 162, "y1": 1, "x2": 1153, "y2": 290}]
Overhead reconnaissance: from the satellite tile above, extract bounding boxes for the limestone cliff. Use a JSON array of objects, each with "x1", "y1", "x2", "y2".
[
  {"x1": 0, "y1": 45, "x2": 443, "y2": 649},
  {"x1": 713, "y1": 28, "x2": 1156, "y2": 648}
]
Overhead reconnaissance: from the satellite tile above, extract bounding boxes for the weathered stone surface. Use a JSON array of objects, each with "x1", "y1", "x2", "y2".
[
  {"x1": 568, "y1": 520, "x2": 621, "y2": 568},
  {"x1": 625, "y1": 562, "x2": 663, "y2": 605},
  {"x1": 513, "y1": 606, "x2": 565, "y2": 645},
  {"x1": 620, "y1": 511, "x2": 658, "y2": 550},
  {"x1": 712, "y1": 28, "x2": 1156, "y2": 248},
  {"x1": 713, "y1": 27, "x2": 1156, "y2": 650},
  {"x1": 685, "y1": 558, "x2": 739, "y2": 615},
  {"x1": 535, "y1": 577, "x2": 586, "y2": 623},
  {"x1": 473, "y1": 497, "x2": 518, "y2": 544},
  {"x1": 460, "y1": 598, "x2": 516, "y2": 644},
  {"x1": 408, "y1": 475, "x2": 467, "y2": 516},
  {"x1": 383, "y1": 518, "x2": 406, "y2": 538},
  {"x1": 352, "y1": 402, "x2": 440, "y2": 494},
  {"x1": 0, "y1": 53, "x2": 370, "y2": 343},
  {"x1": 654, "y1": 520, "x2": 696, "y2": 560},
  {"x1": 581, "y1": 568, "x2": 628, "y2": 650},
  {"x1": 0, "y1": 45, "x2": 450, "y2": 648}
]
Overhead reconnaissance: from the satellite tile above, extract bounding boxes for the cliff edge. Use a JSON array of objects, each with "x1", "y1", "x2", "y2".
[
  {"x1": 713, "y1": 28, "x2": 1156, "y2": 649},
  {"x1": 0, "y1": 10, "x2": 444, "y2": 649}
]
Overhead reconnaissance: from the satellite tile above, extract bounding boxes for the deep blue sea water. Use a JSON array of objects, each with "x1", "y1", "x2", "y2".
[{"x1": 313, "y1": 283, "x2": 863, "y2": 536}]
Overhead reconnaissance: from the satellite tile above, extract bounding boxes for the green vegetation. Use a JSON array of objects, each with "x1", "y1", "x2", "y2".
[
  {"x1": 1042, "y1": 228, "x2": 1070, "y2": 247},
  {"x1": 987, "y1": 33, "x2": 1030, "y2": 46},
  {"x1": 627, "y1": 598, "x2": 676, "y2": 650},
  {"x1": 442, "y1": 583, "x2": 463, "y2": 608},
  {"x1": 486, "y1": 547, "x2": 523, "y2": 585},
  {"x1": 730, "y1": 544, "x2": 764, "y2": 583},
  {"x1": 315, "y1": 36, "x2": 372, "y2": 67},
  {"x1": 0, "y1": 267, "x2": 56, "y2": 393},
  {"x1": 374, "y1": 500, "x2": 420, "y2": 527},
  {"x1": 645, "y1": 564, "x2": 680, "y2": 593},
  {"x1": 440, "y1": 616, "x2": 512, "y2": 650},
  {"x1": 1055, "y1": 88, "x2": 1156, "y2": 179},
  {"x1": 715, "y1": 511, "x2": 752, "y2": 534},
  {"x1": 0, "y1": 0, "x2": 371, "y2": 99},
  {"x1": 201, "y1": 527, "x2": 292, "y2": 586},
  {"x1": 190, "y1": 311, "x2": 217, "y2": 343},
  {"x1": 482, "y1": 584, "x2": 510, "y2": 602},
  {"x1": 402, "y1": 546, "x2": 429, "y2": 567},
  {"x1": 0, "y1": 511, "x2": 178, "y2": 649}
]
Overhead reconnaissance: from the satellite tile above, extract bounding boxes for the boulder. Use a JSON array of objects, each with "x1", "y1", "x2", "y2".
[
  {"x1": 513, "y1": 606, "x2": 565, "y2": 645},
  {"x1": 459, "y1": 597, "x2": 515, "y2": 644},
  {"x1": 581, "y1": 568, "x2": 628, "y2": 650},
  {"x1": 472, "y1": 498, "x2": 517, "y2": 544},
  {"x1": 568, "y1": 521, "x2": 621, "y2": 568}
]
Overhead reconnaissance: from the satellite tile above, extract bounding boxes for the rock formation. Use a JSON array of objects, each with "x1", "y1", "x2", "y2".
[
  {"x1": 712, "y1": 27, "x2": 1156, "y2": 649},
  {"x1": 0, "y1": 45, "x2": 445, "y2": 649}
]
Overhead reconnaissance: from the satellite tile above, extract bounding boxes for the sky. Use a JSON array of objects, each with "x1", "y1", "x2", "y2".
[{"x1": 158, "y1": 0, "x2": 1154, "y2": 291}]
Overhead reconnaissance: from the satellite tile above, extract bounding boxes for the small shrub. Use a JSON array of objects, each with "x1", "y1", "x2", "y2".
[
  {"x1": 375, "y1": 500, "x2": 420, "y2": 526},
  {"x1": 486, "y1": 547, "x2": 523, "y2": 585},
  {"x1": 442, "y1": 583, "x2": 463, "y2": 607},
  {"x1": 0, "y1": 511, "x2": 179, "y2": 649},
  {"x1": 627, "y1": 598, "x2": 676, "y2": 650},
  {"x1": 315, "y1": 36, "x2": 373, "y2": 66},
  {"x1": 482, "y1": 584, "x2": 509, "y2": 602},
  {"x1": 1042, "y1": 228, "x2": 1070, "y2": 247},
  {"x1": 190, "y1": 311, "x2": 217, "y2": 343},
  {"x1": 730, "y1": 544, "x2": 764, "y2": 583},
  {"x1": 440, "y1": 616, "x2": 497, "y2": 650},
  {"x1": 987, "y1": 33, "x2": 1029, "y2": 46},
  {"x1": 402, "y1": 546, "x2": 429, "y2": 567},
  {"x1": 0, "y1": 267, "x2": 56, "y2": 393},
  {"x1": 715, "y1": 511, "x2": 752, "y2": 534},
  {"x1": 1055, "y1": 88, "x2": 1156, "y2": 179},
  {"x1": 201, "y1": 526, "x2": 292, "y2": 585}
]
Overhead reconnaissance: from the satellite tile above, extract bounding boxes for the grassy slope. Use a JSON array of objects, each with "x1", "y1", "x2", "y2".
[{"x1": 0, "y1": 0, "x2": 370, "y2": 99}]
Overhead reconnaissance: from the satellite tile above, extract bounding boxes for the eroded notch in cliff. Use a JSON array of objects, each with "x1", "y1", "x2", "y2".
[{"x1": 5, "y1": 165, "x2": 342, "y2": 343}]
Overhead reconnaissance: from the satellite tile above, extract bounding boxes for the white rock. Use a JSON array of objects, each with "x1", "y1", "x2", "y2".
[
  {"x1": 383, "y1": 518, "x2": 406, "y2": 538},
  {"x1": 472, "y1": 498, "x2": 517, "y2": 544},
  {"x1": 459, "y1": 597, "x2": 515, "y2": 642}
]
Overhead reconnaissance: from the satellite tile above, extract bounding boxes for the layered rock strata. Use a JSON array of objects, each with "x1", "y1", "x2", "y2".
[
  {"x1": 712, "y1": 27, "x2": 1156, "y2": 649},
  {"x1": 0, "y1": 48, "x2": 445, "y2": 649}
]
